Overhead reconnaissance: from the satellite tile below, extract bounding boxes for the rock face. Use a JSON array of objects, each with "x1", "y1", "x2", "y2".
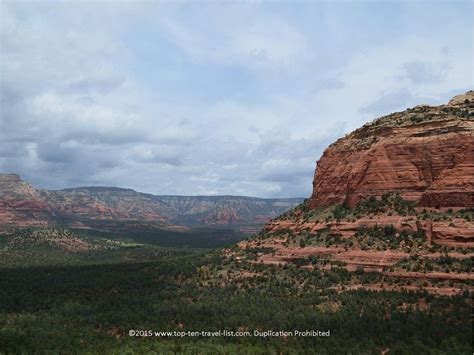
[
  {"x1": 309, "y1": 91, "x2": 474, "y2": 209},
  {"x1": 0, "y1": 176, "x2": 302, "y2": 230},
  {"x1": 0, "y1": 174, "x2": 51, "y2": 228},
  {"x1": 0, "y1": 174, "x2": 39, "y2": 200},
  {"x1": 232, "y1": 92, "x2": 474, "y2": 295}
]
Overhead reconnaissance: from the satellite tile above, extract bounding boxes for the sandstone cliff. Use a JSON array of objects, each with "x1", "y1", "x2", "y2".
[
  {"x1": 231, "y1": 92, "x2": 474, "y2": 295},
  {"x1": 309, "y1": 91, "x2": 474, "y2": 209}
]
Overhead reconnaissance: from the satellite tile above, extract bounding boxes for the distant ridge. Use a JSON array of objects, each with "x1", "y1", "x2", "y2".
[
  {"x1": 61, "y1": 186, "x2": 304, "y2": 200},
  {"x1": 0, "y1": 174, "x2": 303, "y2": 230}
]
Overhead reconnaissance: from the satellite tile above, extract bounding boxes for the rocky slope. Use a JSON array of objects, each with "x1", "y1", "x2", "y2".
[
  {"x1": 230, "y1": 92, "x2": 474, "y2": 295},
  {"x1": 0, "y1": 175, "x2": 302, "y2": 231}
]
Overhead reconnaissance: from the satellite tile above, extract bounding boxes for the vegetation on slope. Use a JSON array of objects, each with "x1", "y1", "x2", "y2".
[
  {"x1": 0, "y1": 191, "x2": 472, "y2": 354},
  {"x1": 0, "y1": 248, "x2": 472, "y2": 354}
]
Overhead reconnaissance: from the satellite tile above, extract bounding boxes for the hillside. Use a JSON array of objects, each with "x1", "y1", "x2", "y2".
[
  {"x1": 0, "y1": 175, "x2": 302, "y2": 232},
  {"x1": 221, "y1": 91, "x2": 474, "y2": 296}
]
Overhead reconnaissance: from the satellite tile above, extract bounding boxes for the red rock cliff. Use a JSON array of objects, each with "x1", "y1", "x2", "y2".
[{"x1": 309, "y1": 91, "x2": 474, "y2": 209}]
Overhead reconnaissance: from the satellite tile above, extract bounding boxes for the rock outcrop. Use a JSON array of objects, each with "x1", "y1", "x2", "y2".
[
  {"x1": 232, "y1": 92, "x2": 474, "y2": 295},
  {"x1": 0, "y1": 174, "x2": 39, "y2": 200},
  {"x1": 0, "y1": 174, "x2": 52, "y2": 227},
  {"x1": 309, "y1": 91, "x2": 474, "y2": 209}
]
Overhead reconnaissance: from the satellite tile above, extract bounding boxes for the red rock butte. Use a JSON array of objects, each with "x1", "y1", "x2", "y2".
[{"x1": 309, "y1": 91, "x2": 474, "y2": 209}]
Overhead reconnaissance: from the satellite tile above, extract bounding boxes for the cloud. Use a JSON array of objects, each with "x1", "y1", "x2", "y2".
[
  {"x1": 326, "y1": 35, "x2": 472, "y2": 127},
  {"x1": 157, "y1": 7, "x2": 311, "y2": 73},
  {"x1": 0, "y1": 1, "x2": 472, "y2": 198},
  {"x1": 401, "y1": 61, "x2": 447, "y2": 84}
]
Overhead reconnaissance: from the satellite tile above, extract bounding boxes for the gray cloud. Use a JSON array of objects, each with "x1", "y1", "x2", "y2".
[
  {"x1": 401, "y1": 61, "x2": 446, "y2": 84},
  {"x1": 1, "y1": 1, "x2": 471, "y2": 198}
]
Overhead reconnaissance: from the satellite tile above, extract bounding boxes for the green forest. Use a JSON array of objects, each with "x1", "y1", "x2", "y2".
[{"x1": 0, "y1": 227, "x2": 472, "y2": 354}]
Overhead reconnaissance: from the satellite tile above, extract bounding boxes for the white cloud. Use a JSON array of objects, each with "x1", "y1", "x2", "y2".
[
  {"x1": 312, "y1": 35, "x2": 472, "y2": 131},
  {"x1": 0, "y1": 1, "x2": 471, "y2": 198},
  {"x1": 159, "y1": 10, "x2": 310, "y2": 72}
]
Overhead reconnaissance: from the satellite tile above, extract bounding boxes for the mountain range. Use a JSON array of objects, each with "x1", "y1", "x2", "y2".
[{"x1": 0, "y1": 174, "x2": 302, "y2": 233}]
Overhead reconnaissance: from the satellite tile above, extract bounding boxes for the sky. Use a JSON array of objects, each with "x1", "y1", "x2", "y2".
[{"x1": 0, "y1": 0, "x2": 472, "y2": 198}]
